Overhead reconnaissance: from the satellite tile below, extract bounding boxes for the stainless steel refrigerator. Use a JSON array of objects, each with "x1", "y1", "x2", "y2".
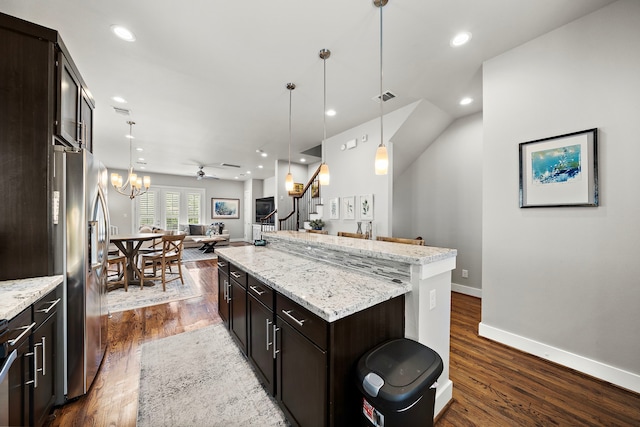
[{"x1": 53, "y1": 147, "x2": 109, "y2": 402}]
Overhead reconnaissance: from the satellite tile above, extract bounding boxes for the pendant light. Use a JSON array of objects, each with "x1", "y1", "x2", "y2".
[
  {"x1": 319, "y1": 48, "x2": 331, "y2": 186},
  {"x1": 374, "y1": 0, "x2": 389, "y2": 175},
  {"x1": 110, "y1": 121, "x2": 151, "y2": 199},
  {"x1": 285, "y1": 83, "x2": 296, "y2": 192}
]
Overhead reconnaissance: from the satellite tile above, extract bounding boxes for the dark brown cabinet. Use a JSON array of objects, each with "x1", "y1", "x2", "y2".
[
  {"x1": 3, "y1": 285, "x2": 61, "y2": 427},
  {"x1": 217, "y1": 255, "x2": 405, "y2": 426},
  {"x1": 229, "y1": 264, "x2": 248, "y2": 354},
  {"x1": 247, "y1": 276, "x2": 276, "y2": 395},
  {"x1": 217, "y1": 260, "x2": 230, "y2": 325}
]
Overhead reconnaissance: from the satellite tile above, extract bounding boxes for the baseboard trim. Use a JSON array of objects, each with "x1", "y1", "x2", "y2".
[
  {"x1": 434, "y1": 378, "x2": 453, "y2": 419},
  {"x1": 451, "y1": 282, "x2": 482, "y2": 298},
  {"x1": 478, "y1": 322, "x2": 640, "y2": 394}
]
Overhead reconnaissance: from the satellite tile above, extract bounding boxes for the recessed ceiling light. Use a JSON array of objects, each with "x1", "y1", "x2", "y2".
[
  {"x1": 138, "y1": 157, "x2": 145, "y2": 161},
  {"x1": 460, "y1": 97, "x2": 474, "y2": 106},
  {"x1": 258, "y1": 165, "x2": 264, "y2": 169},
  {"x1": 140, "y1": 166, "x2": 145, "y2": 170},
  {"x1": 326, "y1": 109, "x2": 336, "y2": 117},
  {"x1": 234, "y1": 176, "x2": 239, "y2": 180},
  {"x1": 112, "y1": 96, "x2": 127, "y2": 103},
  {"x1": 111, "y1": 25, "x2": 136, "y2": 42},
  {"x1": 125, "y1": 134, "x2": 134, "y2": 139},
  {"x1": 136, "y1": 147, "x2": 143, "y2": 152},
  {"x1": 261, "y1": 153, "x2": 267, "y2": 157},
  {"x1": 450, "y1": 32, "x2": 472, "y2": 47},
  {"x1": 246, "y1": 171, "x2": 251, "y2": 174},
  {"x1": 300, "y1": 158, "x2": 306, "y2": 163}
]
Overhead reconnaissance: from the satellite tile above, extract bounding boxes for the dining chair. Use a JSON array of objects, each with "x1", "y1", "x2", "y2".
[
  {"x1": 337, "y1": 231, "x2": 368, "y2": 239},
  {"x1": 375, "y1": 236, "x2": 425, "y2": 246},
  {"x1": 139, "y1": 234, "x2": 186, "y2": 291},
  {"x1": 107, "y1": 254, "x2": 128, "y2": 292}
]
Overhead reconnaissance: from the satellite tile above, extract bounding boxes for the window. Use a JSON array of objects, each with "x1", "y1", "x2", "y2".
[
  {"x1": 134, "y1": 186, "x2": 204, "y2": 230},
  {"x1": 165, "y1": 192, "x2": 180, "y2": 231},
  {"x1": 187, "y1": 193, "x2": 201, "y2": 224},
  {"x1": 138, "y1": 191, "x2": 156, "y2": 227}
]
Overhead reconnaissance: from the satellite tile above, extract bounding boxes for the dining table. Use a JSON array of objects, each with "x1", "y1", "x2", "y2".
[{"x1": 110, "y1": 233, "x2": 163, "y2": 287}]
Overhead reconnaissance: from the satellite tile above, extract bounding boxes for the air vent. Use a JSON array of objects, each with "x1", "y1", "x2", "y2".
[
  {"x1": 372, "y1": 91, "x2": 396, "y2": 103},
  {"x1": 220, "y1": 163, "x2": 241, "y2": 168},
  {"x1": 113, "y1": 106, "x2": 131, "y2": 115}
]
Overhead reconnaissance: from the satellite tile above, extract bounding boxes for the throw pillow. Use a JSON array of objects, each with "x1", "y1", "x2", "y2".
[
  {"x1": 189, "y1": 224, "x2": 204, "y2": 235},
  {"x1": 179, "y1": 224, "x2": 190, "y2": 235}
]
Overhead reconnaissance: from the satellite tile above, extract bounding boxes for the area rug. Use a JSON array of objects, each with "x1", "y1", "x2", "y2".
[
  {"x1": 107, "y1": 268, "x2": 202, "y2": 313},
  {"x1": 181, "y1": 247, "x2": 218, "y2": 262},
  {"x1": 137, "y1": 324, "x2": 288, "y2": 426}
]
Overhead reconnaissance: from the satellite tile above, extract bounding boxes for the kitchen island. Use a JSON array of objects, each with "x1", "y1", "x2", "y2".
[{"x1": 217, "y1": 231, "x2": 457, "y2": 423}]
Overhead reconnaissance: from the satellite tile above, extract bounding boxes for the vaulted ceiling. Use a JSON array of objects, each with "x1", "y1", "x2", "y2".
[{"x1": 1, "y1": 0, "x2": 615, "y2": 180}]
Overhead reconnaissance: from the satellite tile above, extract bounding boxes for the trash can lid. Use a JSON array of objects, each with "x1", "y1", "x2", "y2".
[{"x1": 357, "y1": 338, "x2": 443, "y2": 403}]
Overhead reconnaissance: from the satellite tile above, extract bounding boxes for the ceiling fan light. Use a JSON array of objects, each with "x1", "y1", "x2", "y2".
[
  {"x1": 319, "y1": 163, "x2": 330, "y2": 186},
  {"x1": 285, "y1": 172, "x2": 294, "y2": 191},
  {"x1": 143, "y1": 176, "x2": 151, "y2": 189},
  {"x1": 375, "y1": 145, "x2": 389, "y2": 175}
]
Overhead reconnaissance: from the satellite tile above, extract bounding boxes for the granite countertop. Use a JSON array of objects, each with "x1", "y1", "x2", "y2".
[
  {"x1": 264, "y1": 230, "x2": 457, "y2": 265},
  {"x1": 217, "y1": 246, "x2": 411, "y2": 322},
  {"x1": 0, "y1": 275, "x2": 63, "y2": 320}
]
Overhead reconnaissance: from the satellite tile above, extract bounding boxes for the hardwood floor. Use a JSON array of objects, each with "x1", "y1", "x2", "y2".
[{"x1": 48, "y1": 260, "x2": 640, "y2": 426}]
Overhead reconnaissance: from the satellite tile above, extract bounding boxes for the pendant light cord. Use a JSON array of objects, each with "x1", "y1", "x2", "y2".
[
  {"x1": 323, "y1": 56, "x2": 327, "y2": 163},
  {"x1": 288, "y1": 86, "x2": 292, "y2": 173},
  {"x1": 379, "y1": 2, "x2": 384, "y2": 149}
]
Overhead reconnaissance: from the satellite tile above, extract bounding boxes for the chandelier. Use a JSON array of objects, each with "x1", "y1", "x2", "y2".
[{"x1": 110, "y1": 120, "x2": 151, "y2": 199}]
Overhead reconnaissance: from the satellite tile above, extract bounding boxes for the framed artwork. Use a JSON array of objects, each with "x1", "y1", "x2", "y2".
[
  {"x1": 329, "y1": 198, "x2": 340, "y2": 219},
  {"x1": 311, "y1": 182, "x2": 319, "y2": 198},
  {"x1": 289, "y1": 182, "x2": 304, "y2": 196},
  {"x1": 519, "y1": 128, "x2": 598, "y2": 208},
  {"x1": 342, "y1": 196, "x2": 355, "y2": 220},
  {"x1": 360, "y1": 194, "x2": 374, "y2": 220},
  {"x1": 212, "y1": 198, "x2": 240, "y2": 218}
]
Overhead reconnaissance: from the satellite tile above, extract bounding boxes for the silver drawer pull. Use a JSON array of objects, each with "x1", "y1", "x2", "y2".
[
  {"x1": 273, "y1": 325, "x2": 280, "y2": 359},
  {"x1": 37, "y1": 298, "x2": 61, "y2": 314},
  {"x1": 266, "y1": 319, "x2": 272, "y2": 351},
  {"x1": 282, "y1": 309, "x2": 306, "y2": 327},
  {"x1": 8, "y1": 322, "x2": 36, "y2": 346},
  {"x1": 218, "y1": 261, "x2": 227, "y2": 268},
  {"x1": 41, "y1": 336, "x2": 47, "y2": 376},
  {"x1": 230, "y1": 271, "x2": 242, "y2": 279},
  {"x1": 249, "y1": 285, "x2": 265, "y2": 296}
]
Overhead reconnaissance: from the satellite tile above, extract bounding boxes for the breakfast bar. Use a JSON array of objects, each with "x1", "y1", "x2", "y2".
[{"x1": 217, "y1": 231, "x2": 457, "y2": 422}]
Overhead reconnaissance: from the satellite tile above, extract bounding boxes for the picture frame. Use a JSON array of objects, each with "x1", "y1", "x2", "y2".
[
  {"x1": 519, "y1": 128, "x2": 598, "y2": 208},
  {"x1": 342, "y1": 196, "x2": 355, "y2": 220},
  {"x1": 289, "y1": 182, "x2": 304, "y2": 196},
  {"x1": 212, "y1": 198, "x2": 240, "y2": 218},
  {"x1": 311, "y1": 182, "x2": 319, "y2": 198},
  {"x1": 329, "y1": 198, "x2": 340, "y2": 220},
  {"x1": 360, "y1": 194, "x2": 374, "y2": 220}
]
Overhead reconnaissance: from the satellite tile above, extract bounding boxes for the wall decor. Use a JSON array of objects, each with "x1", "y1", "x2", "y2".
[
  {"x1": 342, "y1": 196, "x2": 355, "y2": 220},
  {"x1": 212, "y1": 198, "x2": 240, "y2": 218},
  {"x1": 360, "y1": 194, "x2": 374, "y2": 220},
  {"x1": 519, "y1": 128, "x2": 598, "y2": 207},
  {"x1": 329, "y1": 198, "x2": 340, "y2": 219},
  {"x1": 311, "y1": 182, "x2": 319, "y2": 198},
  {"x1": 289, "y1": 182, "x2": 304, "y2": 196}
]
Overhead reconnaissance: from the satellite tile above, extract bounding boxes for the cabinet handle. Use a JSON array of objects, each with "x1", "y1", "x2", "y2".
[
  {"x1": 226, "y1": 281, "x2": 231, "y2": 302},
  {"x1": 282, "y1": 309, "x2": 306, "y2": 327},
  {"x1": 273, "y1": 325, "x2": 280, "y2": 359},
  {"x1": 41, "y1": 336, "x2": 46, "y2": 376},
  {"x1": 230, "y1": 271, "x2": 242, "y2": 279},
  {"x1": 249, "y1": 285, "x2": 265, "y2": 296},
  {"x1": 223, "y1": 279, "x2": 229, "y2": 302},
  {"x1": 25, "y1": 345, "x2": 39, "y2": 388},
  {"x1": 266, "y1": 319, "x2": 272, "y2": 351},
  {"x1": 37, "y1": 298, "x2": 61, "y2": 314},
  {"x1": 218, "y1": 261, "x2": 227, "y2": 268},
  {"x1": 8, "y1": 322, "x2": 35, "y2": 346}
]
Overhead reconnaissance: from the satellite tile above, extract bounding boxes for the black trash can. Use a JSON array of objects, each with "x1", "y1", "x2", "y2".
[{"x1": 356, "y1": 338, "x2": 443, "y2": 427}]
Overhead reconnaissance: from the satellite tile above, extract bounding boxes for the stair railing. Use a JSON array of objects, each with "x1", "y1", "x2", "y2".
[{"x1": 279, "y1": 165, "x2": 322, "y2": 231}]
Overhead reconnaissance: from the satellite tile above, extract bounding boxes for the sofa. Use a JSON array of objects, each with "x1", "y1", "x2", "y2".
[{"x1": 138, "y1": 224, "x2": 230, "y2": 249}]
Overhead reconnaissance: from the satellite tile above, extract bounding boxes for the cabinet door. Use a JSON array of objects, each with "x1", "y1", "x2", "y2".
[
  {"x1": 229, "y1": 280, "x2": 247, "y2": 354},
  {"x1": 276, "y1": 318, "x2": 327, "y2": 427},
  {"x1": 32, "y1": 314, "x2": 56, "y2": 427},
  {"x1": 248, "y1": 295, "x2": 275, "y2": 395},
  {"x1": 217, "y1": 270, "x2": 230, "y2": 326},
  {"x1": 56, "y1": 52, "x2": 80, "y2": 147},
  {"x1": 79, "y1": 89, "x2": 94, "y2": 152}
]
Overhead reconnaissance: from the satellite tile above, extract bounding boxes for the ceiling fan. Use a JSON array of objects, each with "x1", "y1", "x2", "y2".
[{"x1": 196, "y1": 166, "x2": 218, "y2": 180}]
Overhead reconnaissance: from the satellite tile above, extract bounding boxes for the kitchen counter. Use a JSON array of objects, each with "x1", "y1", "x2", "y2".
[
  {"x1": 0, "y1": 275, "x2": 63, "y2": 320},
  {"x1": 216, "y1": 245, "x2": 410, "y2": 322}
]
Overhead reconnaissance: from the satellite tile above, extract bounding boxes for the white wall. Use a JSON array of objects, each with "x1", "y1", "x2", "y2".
[
  {"x1": 395, "y1": 113, "x2": 483, "y2": 290},
  {"x1": 481, "y1": 0, "x2": 640, "y2": 391},
  {"x1": 106, "y1": 168, "x2": 245, "y2": 239}
]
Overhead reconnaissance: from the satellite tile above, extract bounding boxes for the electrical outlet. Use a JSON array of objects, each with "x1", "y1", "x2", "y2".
[
  {"x1": 429, "y1": 289, "x2": 436, "y2": 310},
  {"x1": 361, "y1": 134, "x2": 368, "y2": 142},
  {"x1": 462, "y1": 269, "x2": 469, "y2": 278}
]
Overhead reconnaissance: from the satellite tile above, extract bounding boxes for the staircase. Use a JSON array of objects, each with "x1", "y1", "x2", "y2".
[{"x1": 278, "y1": 165, "x2": 323, "y2": 231}]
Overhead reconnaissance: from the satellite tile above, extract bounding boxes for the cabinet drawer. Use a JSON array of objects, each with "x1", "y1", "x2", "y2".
[
  {"x1": 229, "y1": 263, "x2": 247, "y2": 288},
  {"x1": 247, "y1": 276, "x2": 274, "y2": 310},
  {"x1": 217, "y1": 257, "x2": 229, "y2": 275},
  {"x1": 34, "y1": 286, "x2": 61, "y2": 325},
  {"x1": 5, "y1": 308, "x2": 33, "y2": 351},
  {"x1": 276, "y1": 293, "x2": 327, "y2": 351}
]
